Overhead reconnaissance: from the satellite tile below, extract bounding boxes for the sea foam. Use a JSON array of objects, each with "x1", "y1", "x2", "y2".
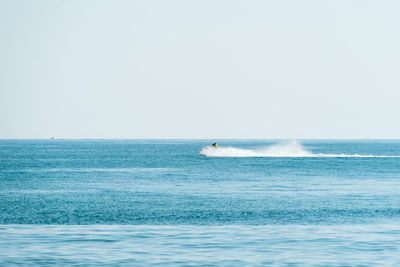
[{"x1": 199, "y1": 141, "x2": 400, "y2": 158}]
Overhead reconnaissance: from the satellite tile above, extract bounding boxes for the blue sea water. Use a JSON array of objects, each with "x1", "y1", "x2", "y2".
[{"x1": 1, "y1": 139, "x2": 400, "y2": 265}]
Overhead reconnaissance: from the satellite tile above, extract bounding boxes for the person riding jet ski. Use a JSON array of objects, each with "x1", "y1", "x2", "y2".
[{"x1": 212, "y1": 142, "x2": 218, "y2": 148}]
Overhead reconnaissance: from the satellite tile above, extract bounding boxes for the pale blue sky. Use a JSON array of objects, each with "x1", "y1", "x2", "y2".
[{"x1": 1, "y1": 0, "x2": 400, "y2": 139}]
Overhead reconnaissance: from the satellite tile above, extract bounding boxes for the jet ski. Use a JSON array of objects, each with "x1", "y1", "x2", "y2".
[{"x1": 212, "y1": 143, "x2": 218, "y2": 148}]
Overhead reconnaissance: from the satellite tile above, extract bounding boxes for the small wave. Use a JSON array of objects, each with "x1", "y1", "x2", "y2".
[
  {"x1": 199, "y1": 141, "x2": 400, "y2": 158},
  {"x1": 3, "y1": 168, "x2": 179, "y2": 173}
]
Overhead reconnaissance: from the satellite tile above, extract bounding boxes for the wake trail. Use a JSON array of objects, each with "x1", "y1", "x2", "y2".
[{"x1": 199, "y1": 141, "x2": 400, "y2": 158}]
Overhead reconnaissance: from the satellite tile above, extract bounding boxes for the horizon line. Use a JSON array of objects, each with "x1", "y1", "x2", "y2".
[{"x1": 1, "y1": 138, "x2": 400, "y2": 141}]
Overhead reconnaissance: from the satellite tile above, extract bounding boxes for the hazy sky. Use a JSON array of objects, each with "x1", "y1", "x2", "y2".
[{"x1": 1, "y1": 0, "x2": 400, "y2": 139}]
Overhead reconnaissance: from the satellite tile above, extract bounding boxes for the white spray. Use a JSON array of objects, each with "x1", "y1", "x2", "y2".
[{"x1": 199, "y1": 141, "x2": 400, "y2": 158}]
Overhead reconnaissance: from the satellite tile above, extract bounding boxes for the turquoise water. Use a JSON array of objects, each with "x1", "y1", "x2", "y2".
[{"x1": 1, "y1": 140, "x2": 400, "y2": 265}]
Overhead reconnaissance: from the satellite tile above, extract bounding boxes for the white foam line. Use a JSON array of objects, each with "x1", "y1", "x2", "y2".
[{"x1": 199, "y1": 141, "x2": 400, "y2": 158}]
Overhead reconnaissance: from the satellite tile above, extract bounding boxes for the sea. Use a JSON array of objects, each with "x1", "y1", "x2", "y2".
[{"x1": 1, "y1": 139, "x2": 400, "y2": 266}]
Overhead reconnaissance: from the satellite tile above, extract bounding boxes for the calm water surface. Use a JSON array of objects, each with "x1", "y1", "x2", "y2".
[{"x1": 1, "y1": 140, "x2": 400, "y2": 265}]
